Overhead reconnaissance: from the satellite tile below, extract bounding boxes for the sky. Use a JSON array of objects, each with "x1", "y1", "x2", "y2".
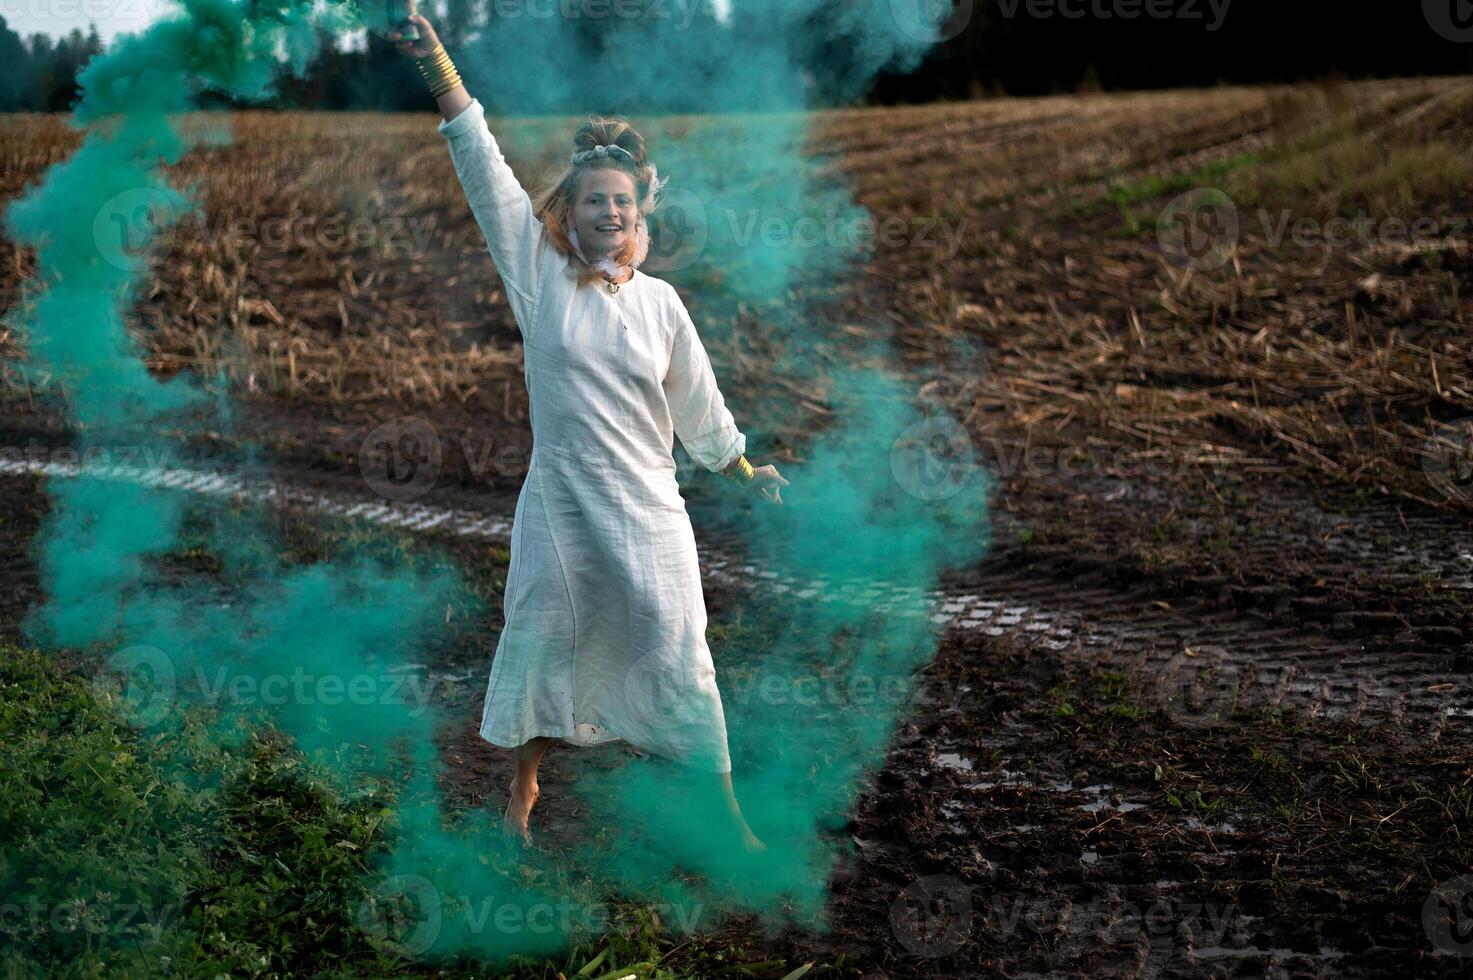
[
  {"x1": 2, "y1": 0, "x2": 733, "y2": 46},
  {"x1": 1, "y1": 0, "x2": 166, "y2": 43}
]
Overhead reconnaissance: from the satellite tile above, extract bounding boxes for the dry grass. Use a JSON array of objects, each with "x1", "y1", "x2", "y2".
[
  {"x1": 2, "y1": 76, "x2": 1471, "y2": 505},
  {"x1": 847, "y1": 77, "x2": 1473, "y2": 506}
]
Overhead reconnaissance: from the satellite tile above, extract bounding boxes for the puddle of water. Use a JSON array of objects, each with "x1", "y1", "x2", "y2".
[
  {"x1": 1079, "y1": 799, "x2": 1148, "y2": 814},
  {"x1": 1183, "y1": 816, "x2": 1239, "y2": 834},
  {"x1": 1192, "y1": 945, "x2": 1347, "y2": 962},
  {"x1": 965, "y1": 768, "x2": 1041, "y2": 791},
  {"x1": 936, "y1": 752, "x2": 974, "y2": 772}
]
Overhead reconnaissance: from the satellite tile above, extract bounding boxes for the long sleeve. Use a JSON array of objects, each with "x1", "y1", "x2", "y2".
[
  {"x1": 662, "y1": 289, "x2": 746, "y2": 474},
  {"x1": 438, "y1": 98, "x2": 560, "y2": 333}
]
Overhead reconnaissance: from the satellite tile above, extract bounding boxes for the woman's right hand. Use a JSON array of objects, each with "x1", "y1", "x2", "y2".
[
  {"x1": 388, "y1": 14, "x2": 441, "y2": 58},
  {"x1": 750, "y1": 463, "x2": 789, "y2": 505}
]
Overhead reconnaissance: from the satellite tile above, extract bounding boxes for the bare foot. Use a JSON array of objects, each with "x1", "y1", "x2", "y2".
[
  {"x1": 727, "y1": 809, "x2": 767, "y2": 854},
  {"x1": 502, "y1": 775, "x2": 539, "y2": 846}
]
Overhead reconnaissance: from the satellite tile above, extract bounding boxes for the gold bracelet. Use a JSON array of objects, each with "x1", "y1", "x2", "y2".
[
  {"x1": 418, "y1": 53, "x2": 460, "y2": 96},
  {"x1": 416, "y1": 43, "x2": 462, "y2": 97},
  {"x1": 416, "y1": 44, "x2": 453, "y2": 77},
  {"x1": 724, "y1": 454, "x2": 755, "y2": 482}
]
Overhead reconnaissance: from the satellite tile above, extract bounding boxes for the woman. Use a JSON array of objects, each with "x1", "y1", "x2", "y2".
[{"x1": 391, "y1": 15, "x2": 788, "y2": 854}]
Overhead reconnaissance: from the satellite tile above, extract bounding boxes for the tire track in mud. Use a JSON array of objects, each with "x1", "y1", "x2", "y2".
[
  {"x1": 698, "y1": 532, "x2": 1473, "y2": 747},
  {"x1": 4, "y1": 454, "x2": 1469, "y2": 747}
]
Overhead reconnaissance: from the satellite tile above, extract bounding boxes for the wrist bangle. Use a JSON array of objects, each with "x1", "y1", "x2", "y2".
[
  {"x1": 418, "y1": 49, "x2": 460, "y2": 96},
  {"x1": 724, "y1": 454, "x2": 755, "y2": 481},
  {"x1": 416, "y1": 43, "x2": 462, "y2": 97}
]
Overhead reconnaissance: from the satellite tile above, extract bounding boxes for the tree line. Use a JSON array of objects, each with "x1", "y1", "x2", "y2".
[
  {"x1": 0, "y1": 19, "x2": 103, "y2": 112},
  {"x1": 3, "y1": 3, "x2": 1470, "y2": 113}
]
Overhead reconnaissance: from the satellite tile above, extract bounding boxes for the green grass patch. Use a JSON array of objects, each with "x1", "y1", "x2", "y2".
[
  {"x1": 1048, "y1": 684, "x2": 1076, "y2": 718},
  {"x1": 1063, "y1": 87, "x2": 1472, "y2": 243},
  {"x1": 1149, "y1": 763, "x2": 1228, "y2": 818},
  {"x1": 0, "y1": 644, "x2": 802, "y2": 978},
  {"x1": 1093, "y1": 670, "x2": 1147, "y2": 722},
  {"x1": 0, "y1": 643, "x2": 408, "y2": 976},
  {"x1": 1256, "y1": 129, "x2": 1473, "y2": 216},
  {"x1": 1065, "y1": 153, "x2": 1259, "y2": 234}
]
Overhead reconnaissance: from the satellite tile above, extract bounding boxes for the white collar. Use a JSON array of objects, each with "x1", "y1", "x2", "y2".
[{"x1": 568, "y1": 226, "x2": 632, "y2": 283}]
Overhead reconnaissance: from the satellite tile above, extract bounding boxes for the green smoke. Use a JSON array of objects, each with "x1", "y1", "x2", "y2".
[
  {"x1": 2, "y1": 0, "x2": 990, "y2": 967},
  {"x1": 2, "y1": 0, "x2": 480, "y2": 959},
  {"x1": 445, "y1": 0, "x2": 993, "y2": 944}
]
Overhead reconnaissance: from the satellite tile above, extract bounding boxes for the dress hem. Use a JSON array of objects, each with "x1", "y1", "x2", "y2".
[{"x1": 477, "y1": 719, "x2": 732, "y2": 775}]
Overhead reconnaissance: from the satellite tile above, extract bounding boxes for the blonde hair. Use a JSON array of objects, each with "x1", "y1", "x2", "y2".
[{"x1": 532, "y1": 115, "x2": 662, "y2": 288}]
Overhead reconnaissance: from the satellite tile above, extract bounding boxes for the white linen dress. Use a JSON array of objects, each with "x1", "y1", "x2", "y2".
[{"x1": 438, "y1": 99, "x2": 746, "y2": 775}]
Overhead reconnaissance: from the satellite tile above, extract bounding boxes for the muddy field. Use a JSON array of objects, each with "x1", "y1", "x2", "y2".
[{"x1": 3, "y1": 77, "x2": 1473, "y2": 977}]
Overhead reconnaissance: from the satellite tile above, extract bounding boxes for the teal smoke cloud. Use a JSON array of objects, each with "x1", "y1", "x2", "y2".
[{"x1": 1, "y1": 0, "x2": 990, "y2": 964}]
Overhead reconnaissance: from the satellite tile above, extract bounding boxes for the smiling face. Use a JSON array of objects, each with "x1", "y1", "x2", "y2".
[{"x1": 571, "y1": 167, "x2": 639, "y2": 261}]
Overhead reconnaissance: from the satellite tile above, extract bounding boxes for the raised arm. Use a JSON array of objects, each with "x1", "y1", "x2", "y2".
[
  {"x1": 392, "y1": 15, "x2": 557, "y2": 326},
  {"x1": 390, "y1": 15, "x2": 468, "y2": 130}
]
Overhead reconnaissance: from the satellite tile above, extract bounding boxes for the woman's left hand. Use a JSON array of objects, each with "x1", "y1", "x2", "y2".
[{"x1": 751, "y1": 464, "x2": 788, "y2": 505}]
